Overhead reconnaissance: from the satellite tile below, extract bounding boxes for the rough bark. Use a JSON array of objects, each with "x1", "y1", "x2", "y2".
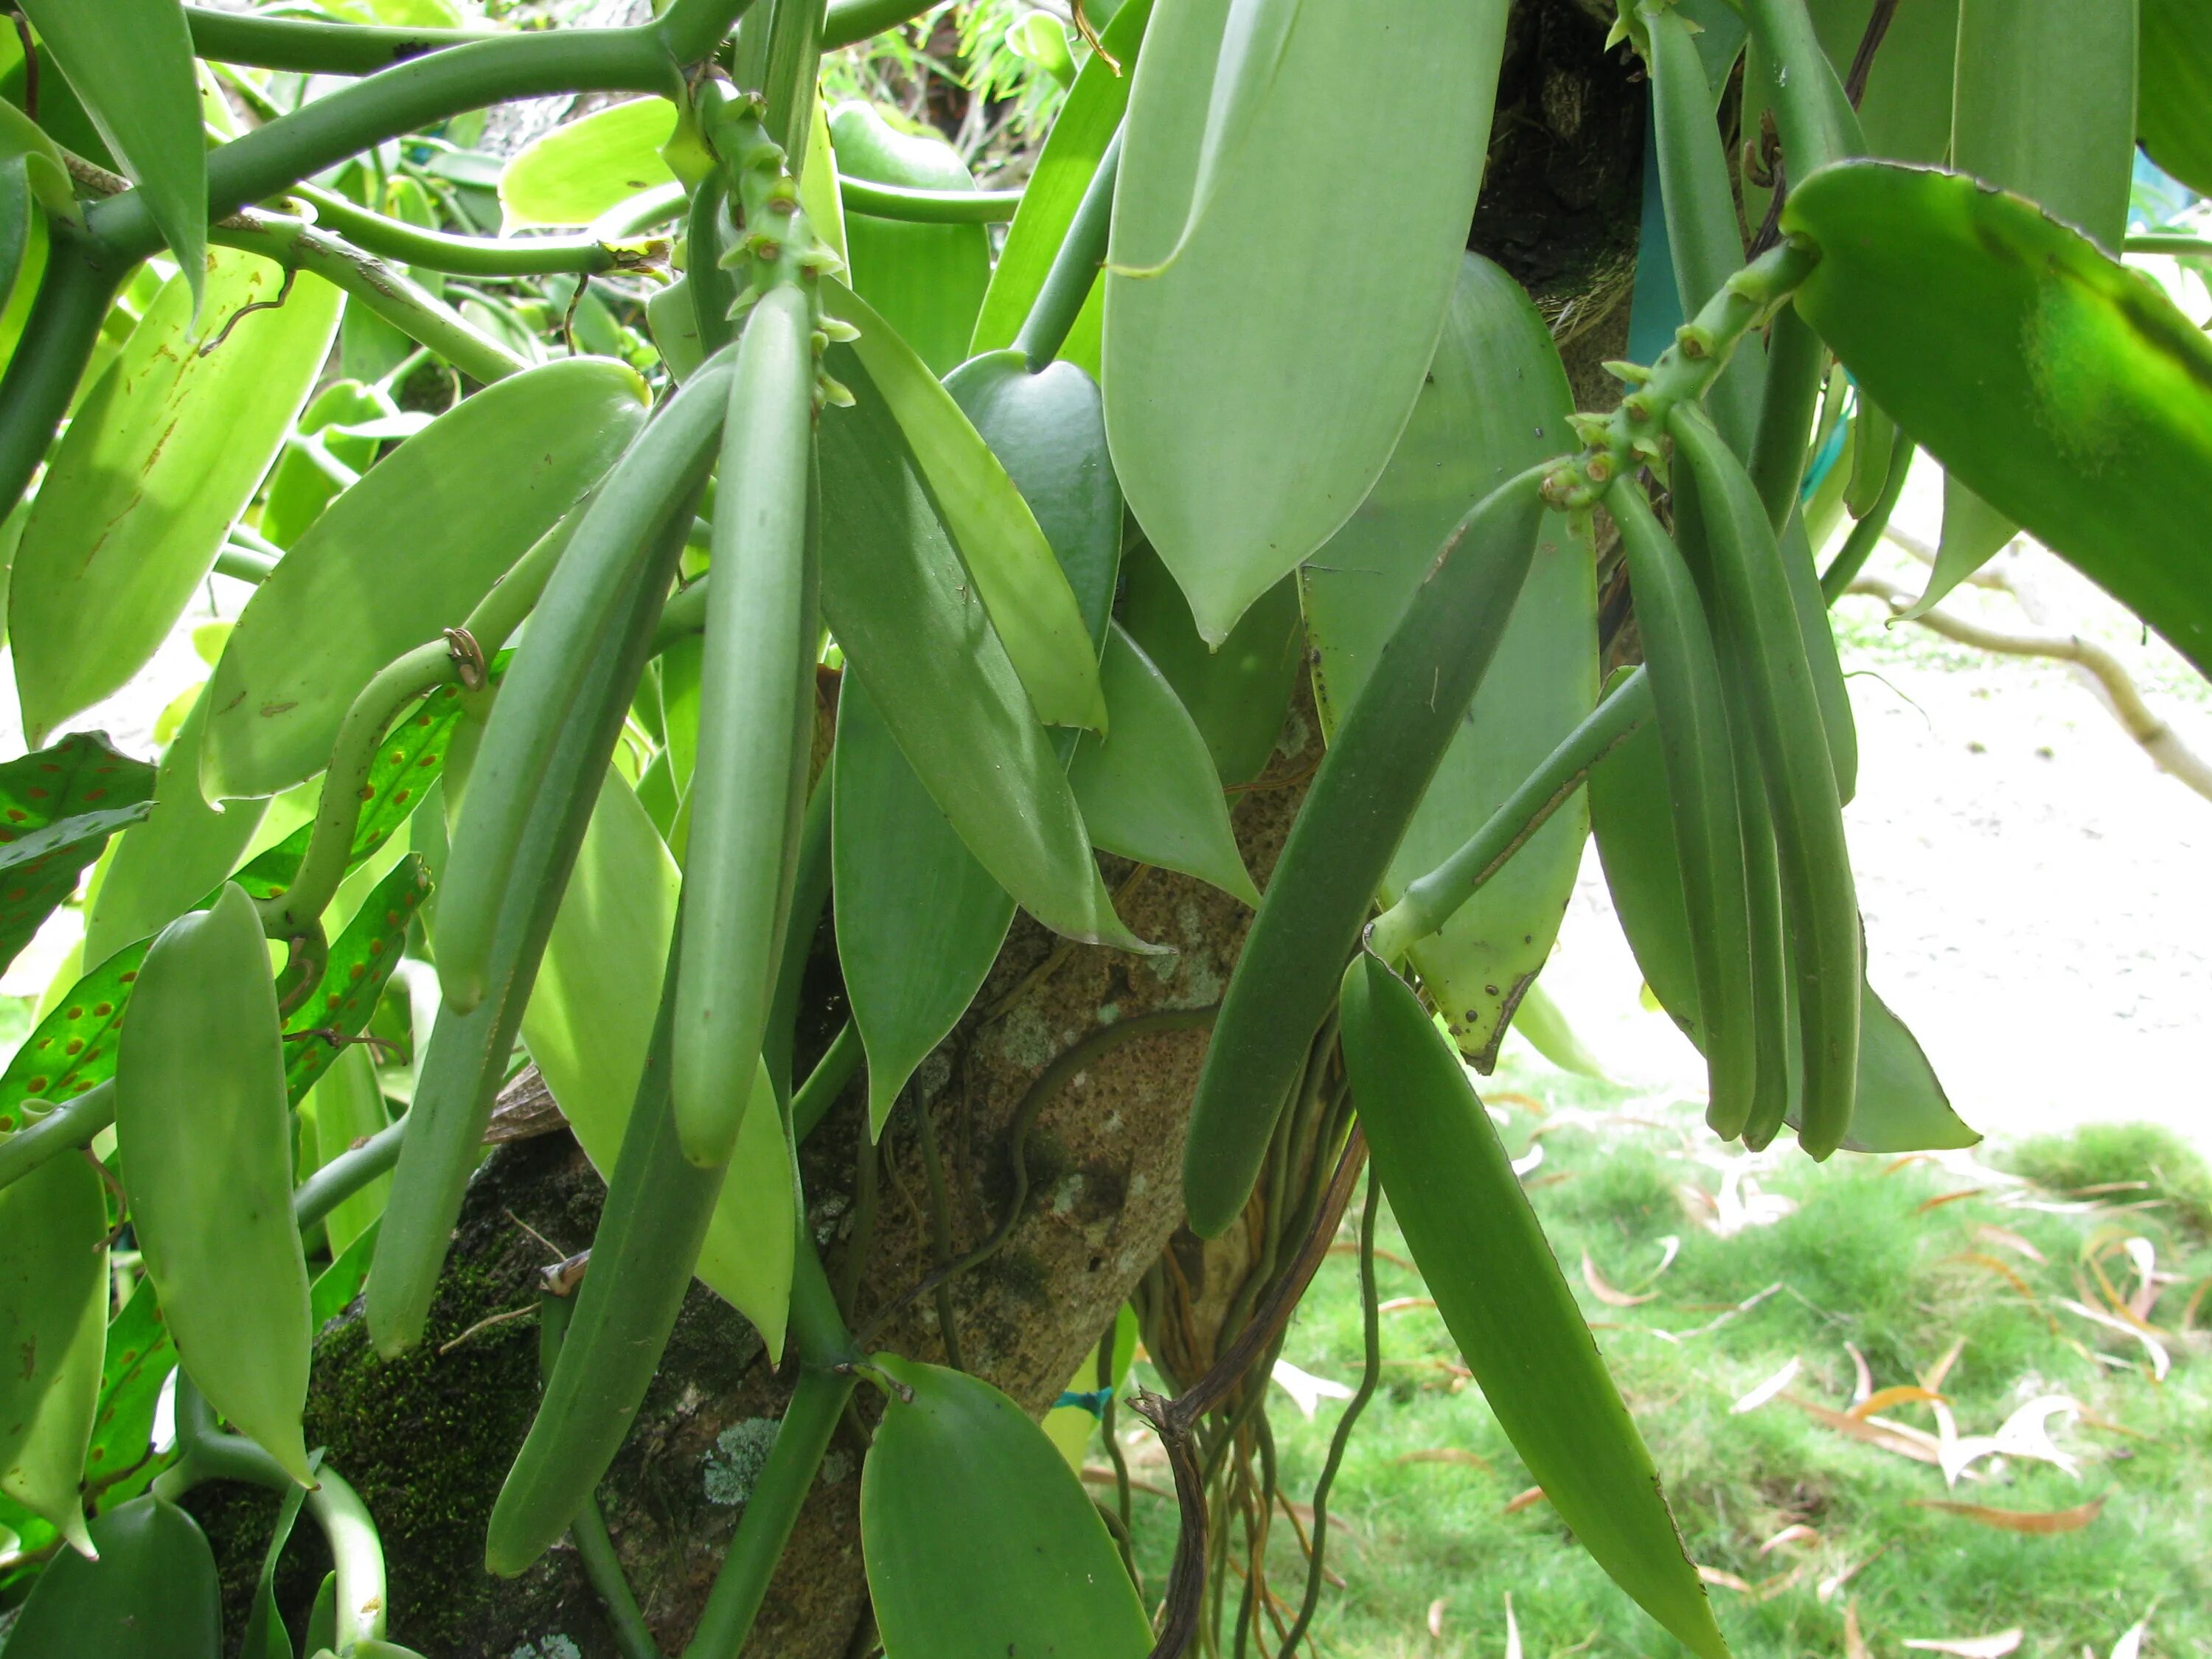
[{"x1": 192, "y1": 2, "x2": 1646, "y2": 1651}]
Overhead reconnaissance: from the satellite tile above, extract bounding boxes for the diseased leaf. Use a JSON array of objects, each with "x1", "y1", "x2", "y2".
[
  {"x1": 282, "y1": 854, "x2": 430, "y2": 1105},
  {"x1": 822, "y1": 283, "x2": 1106, "y2": 731},
  {"x1": 861, "y1": 1355, "x2": 1152, "y2": 1659},
  {"x1": 1302, "y1": 254, "x2": 1593, "y2": 1067},
  {"x1": 815, "y1": 344, "x2": 1144, "y2": 951},
  {"x1": 499, "y1": 97, "x2": 676, "y2": 229},
  {"x1": 18, "y1": 0, "x2": 206, "y2": 310},
  {"x1": 830, "y1": 101, "x2": 991, "y2": 377},
  {"x1": 1784, "y1": 161, "x2": 2212, "y2": 679},
  {"x1": 0, "y1": 941, "x2": 143, "y2": 1135},
  {"x1": 204, "y1": 359, "x2": 650, "y2": 800},
  {"x1": 0, "y1": 731, "x2": 156, "y2": 973},
  {"x1": 1105, "y1": 0, "x2": 1509, "y2": 641},
  {"x1": 1340, "y1": 950, "x2": 1728, "y2": 1659},
  {"x1": 83, "y1": 1275, "x2": 173, "y2": 1512},
  {"x1": 834, "y1": 675, "x2": 1013, "y2": 1139},
  {"x1": 1071, "y1": 625, "x2": 1257, "y2": 905},
  {"x1": 10, "y1": 254, "x2": 341, "y2": 743}
]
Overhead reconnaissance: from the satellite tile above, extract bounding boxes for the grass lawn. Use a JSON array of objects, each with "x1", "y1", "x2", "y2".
[{"x1": 1107, "y1": 1062, "x2": 2212, "y2": 1659}]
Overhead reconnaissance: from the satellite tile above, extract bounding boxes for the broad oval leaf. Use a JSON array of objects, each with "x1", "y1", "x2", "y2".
[
  {"x1": 943, "y1": 349, "x2": 1120, "y2": 654},
  {"x1": 260, "y1": 378, "x2": 392, "y2": 549},
  {"x1": 2141, "y1": 0, "x2": 2212, "y2": 197},
  {"x1": 1, "y1": 1495, "x2": 220, "y2": 1659},
  {"x1": 203, "y1": 358, "x2": 650, "y2": 801},
  {"x1": 831, "y1": 100, "x2": 991, "y2": 377},
  {"x1": 824, "y1": 282, "x2": 1105, "y2": 730},
  {"x1": 834, "y1": 675, "x2": 1015, "y2": 1138},
  {"x1": 1784, "y1": 161, "x2": 2212, "y2": 679},
  {"x1": 9, "y1": 253, "x2": 341, "y2": 744},
  {"x1": 521, "y1": 768, "x2": 796, "y2": 1355},
  {"x1": 1104, "y1": 0, "x2": 1509, "y2": 642},
  {"x1": 116, "y1": 883, "x2": 315, "y2": 1484},
  {"x1": 817, "y1": 347, "x2": 1142, "y2": 950},
  {"x1": 18, "y1": 0, "x2": 205, "y2": 310},
  {"x1": 1071, "y1": 623, "x2": 1257, "y2": 905},
  {"x1": 860, "y1": 1354, "x2": 1152, "y2": 1659},
  {"x1": 970, "y1": 0, "x2": 1157, "y2": 366},
  {"x1": 0, "y1": 1150, "x2": 104, "y2": 1551},
  {"x1": 1302, "y1": 253, "x2": 1592, "y2": 1067},
  {"x1": 499, "y1": 97, "x2": 676, "y2": 229},
  {"x1": 1588, "y1": 716, "x2": 1979, "y2": 1153},
  {"x1": 1338, "y1": 949, "x2": 1728, "y2": 1659}
]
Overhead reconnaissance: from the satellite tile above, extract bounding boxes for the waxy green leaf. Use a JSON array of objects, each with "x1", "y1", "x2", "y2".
[
  {"x1": 499, "y1": 97, "x2": 676, "y2": 229},
  {"x1": 1339, "y1": 949, "x2": 1728, "y2": 1659},
  {"x1": 260, "y1": 378, "x2": 392, "y2": 550},
  {"x1": 0, "y1": 940, "x2": 145, "y2": 1136},
  {"x1": 831, "y1": 100, "x2": 991, "y2": 377},
  {"x1": 302, "y1": 1046, "x2": 390, "y2": 1258},
  {"x1": 1071, "y1": 625, "x2": 1256, "y2": 904},
  {"x1": 10, "y1": 254, "x2": 341, "y2": 744},
  {"x1": 283, "y1": 853, "x2": 430, "y2": 1105},
  {"x1": 970, "y1": 0, "x2": 1156, "y2": 368},
  {"x1": 1, "y1": 1496, "x2": 220, "y2": 1659},
  {"x1": 0, "y1": 731, "x2": 156, "y2": 973},
  {"x1": 1785, "y1": 162, "x2": 2212, "y2": 680},
  {"x1": 0, "y1": 1151, "x2": 104, "y2": 1551},
  {"x1": 1302, "y1": 254, "x2": 1593, "y2": 1067},
  {"x1": 523, "y1": 768, "x2": 796, "y2": 1354},
  {"x1": 823, "y1": 282, "x2": 1106, "y2": 730},
  {"x1": 1105, "y1": 0, "x2": 1509, "y2": 642},
  {"x1": 2141, "y1": 0, "x2": 2212, "y2": 197},
  {"x1": 861, "y1": 1355, "x2": 1152, "y2": 1659},
  {"x1": 834, "y1": 675, "x2": 1013, "y2": 1138},
  {"x1": 815, "y1": 344, "x2": 1144, "y2": 951},
  {"x1": 1589, "y1": 717, "x2": 1978, "y2": 1152},
  {"x1": 17, "y1": 0, "x2": 206, "y2": 311},
  {"x1": 117, "y1": 884, "x2": 315, "y2": 1485},
  {"x1": 204, "y1": 358, "x2": 650, "y2": 800}
]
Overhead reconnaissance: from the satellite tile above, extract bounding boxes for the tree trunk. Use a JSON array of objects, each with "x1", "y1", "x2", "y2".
[{"x1": 190, "y1": 3, "x2": 1647, "y2": 1649}]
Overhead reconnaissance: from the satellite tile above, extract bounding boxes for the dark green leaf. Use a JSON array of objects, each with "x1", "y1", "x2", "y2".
[
  {"x1": 860, "y1": 1354, "x2": 1152, "y2": 1659},
  {"x1": 1, "y1": 1495, "x2": 221, "y2": 1659},
  {"x1": 830, "y1": 100, "x2": 991, "y2": 377},
  {"x1": 2142, "y1": 0, "x2": 2212, "y2": 196},
  {"x1": 83, "y1": 1275, "x2": 173, "y2": 1513},
  {"x1": 283, "y1": 854, "x2": 431, "y2": 1105},
  {"x1": 1785, "y1": 161, "x2": 2212, "y2": 679}
]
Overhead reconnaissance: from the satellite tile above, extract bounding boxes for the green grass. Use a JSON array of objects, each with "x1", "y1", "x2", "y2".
[{"x1": 1110, "y1": 1065, "x2": 2212, "y2": 1659}]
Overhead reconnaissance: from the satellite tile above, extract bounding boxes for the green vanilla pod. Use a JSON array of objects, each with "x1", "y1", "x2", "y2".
[
  {"x1": 1608, "y1": 487, "x2": 1758, "y2": 1139},
  {"x1": 434, "y1": 351, "x2": 734, "y2": 1016},
  {"x1": 369, "y1": 379, "x2": 723, "y2": 1356},
  {"x1": 1338, "y1": 949, "x2": 1727, "y2": 1659},
  {"x1": 1670, "y1": 406, "x2": 1860, "y2": 1158},
  {"x1": 674, "y1": 286, "x2": 819, "y2": 1168},
  {"x1": 484, "y1": 929, "x2": 754, "y2": 1576},
  {"x1": 1180, "y1": 464, "x2": 1548, "y2": 1238},
  {"x1": 117, "y1": 883, "x2": 316, "y2": 1484}
]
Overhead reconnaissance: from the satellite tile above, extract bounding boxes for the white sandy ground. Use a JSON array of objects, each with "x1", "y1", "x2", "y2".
[{"x1": 7, "y1": 446, "x2": 2211, "y2": 1161}]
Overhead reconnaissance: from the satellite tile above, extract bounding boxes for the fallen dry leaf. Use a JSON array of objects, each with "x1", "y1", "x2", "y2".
[
  {"x1": 1950, "y1": 1251, "x2": 2043, "y2": 1307},
  {"x1": 1788, "y1": 1395, "x2": 1946, "y2": 1466},
  {"x1": 1380, "y1": 1296, "x2": 1438, "y2": 1316},
  {"x1": 1975, "y1": 1224, "x2": 2048, "y2": 1265},
  {"x1": 2059, "y1": 1299, "x2": 2172, "y2": 1380},
  {"x1": 1850, "y1": 1385, "x2": 1947, "y2": 1420},
  {"x1": 1697, "y1": 1565, "x2": 1754, "y2": 1594},
  {"x1": 2110, "y1": 1617, "x2": 2148, "y2": 1659},
  {"x1": 1503, "y1": 1592, "x2": 1523, "y2": 1659},
  {"x1": 1503, "y1": 1486, "x2": 1546, "y2": 1514},
  {"x1": 1846, "y1": 1602, "x2": 1872, "y2": 1659},
  {"x1": 1820, "y1": 1549, "x2": 1885, "y2": 1604},
  {"x1": 1427, "y1": 1597, "x2": 1447, "y2": 1640},
  {"x1": 1846, "y1": 1341, "x2": 1874, "y2": 1405},
  {"x1": 1395, "y1": 1448, "x2": 1495, "y2": 1472},
  {"x1": 1582, "y1": 1250, "x2": 1659, "y2": 1307},
  {"x1": 1917, "y1": 1189, "x2": 1985, "y2": 1215},
  {"x1": 1923, "y1": 1336, "x2": 1967, "y2": 1392},
  {"x1": 1759, "y1": 1523, "x2": 1820, "y2": 1555},
  {"x1": 1731, "y1": 1356, "x2": 1802, "y2": 1415},
  {"x1": 1910, "y1": 1497, "x2": 2104, "y2": 1534},
  {"x1": 1902, "y1": 1630, "x2": 2023, "y2": 1659}
]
